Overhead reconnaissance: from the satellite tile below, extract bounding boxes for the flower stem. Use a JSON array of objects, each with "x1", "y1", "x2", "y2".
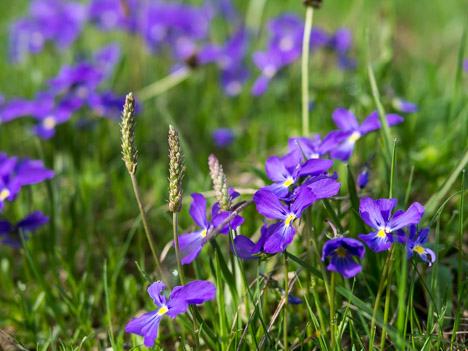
[
  {"x1": 330, "y1": 271, "x2": 336, "y2": 348},
  {"x1": 369, "y1": 245, "x2": 395, "y2": 351},
  {"x1": 284, "y1": 252, "x2": 289, "y2": 351},
  {"x1": 173, "y1": 212, "x2": 201, "y2": 350},
  {"x1": 301, "y1": 6, "x2": 314, "y2": 136},
  {"x1": 129, "y1": 173, "x2": 168, "y2": 285},
  {"x1": 172, "y1": 212, "x2": 185, "y2": 285},
  {"x1": 380, "y1": 255, "x2": 396, "y2": 349}
]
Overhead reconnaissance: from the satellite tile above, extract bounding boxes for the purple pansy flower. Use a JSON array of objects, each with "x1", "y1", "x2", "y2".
[
  {"x1": 264, "y1": 153, "x2": 333, "y2": 199},
  {"x1": 357, "y1": 197, "x2": 425, "y2": 252},
  {"x1": 212, "y1": 128, "x2": 235, "y2": 148},
  {"x1": 220, "y1": 64, "x2": 250, "y2": 97},
  {"x1": 177, "y1": 193, "x2": 243, "y2": 264},
  {"x1": 48, "y1": 62, "x2": 103, "y2": 98},
  {"x1": 288, "y1": 133, "x2": 340, "y2": 161},
  {"x1": 126, "y1": 280, "x2": 216, "y2": 348},
  {"x1": 330, "y1": 108, "x2": 404, "y2": 161},
  {"x1": 87, "y1": 91, "x2": 126, "y2": 120},
  {"x1": 392, "y1": 225, "x2": 436, "y2": 266},
  {"x1": 0, "y1": 211, "x2": 49, "y2": 248},
  {"x1": 327, "y1": 28, "x2": 356, "y2": 69},
  {"x1": 0, "y1": 98, "x2": 37, "y2": 123},
  {"x1": 88, "y1": 0, "x2": 128, "y2": 31},
  {"x1": 392, "y1": 98, "x2": 418, "y2": 114},
  {"x1": 253, "y1": 187, "x2": 316, "y2": 253},
  {"x1": 0, "y1": 154, "x2": 54, "y2": 212},
  {"x1": 322, "y1": 237, "x2": 365, "y2": 278}
]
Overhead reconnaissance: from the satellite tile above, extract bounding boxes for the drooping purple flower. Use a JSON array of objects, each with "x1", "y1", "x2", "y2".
[
  {"x1": 330, "y1": 108, "x2": 404, "y2": 161},
  {"x1": 392, "y1": 98, "x2": 419, "y2": 114},
  {"x1": 0, "y1": 154, "x2": 54, "y2": 212},
  {"x1": 126, "y1": 280, "x2": 216, "y2": 348},
  {"x1": 177, "y1": 193, "x2": 243, "y2": 264},
  {"x1": 357, "y1": 197, "x2": 425, "y2": 252},
  {"x1": 212, "y1": 128, "x2": 235, "y2": 148},
  {"x1": 321, "y1": 237, "x2": 365, "y2": 278},
  {"x1": 253, "y1": 187, "x2": 316, "y2": 253},
  {"x1": 0, "y1": 211, "x2": 49, "y2": 248},
  {"x1": 392, "y1": 225, "x2": 436, "y2": 266},
  {"x1": 263, "y1": 153, "x2": 333, "y2": 199},
  {"x1": 357, "y1": 168, "x2": 369, "y2": 189}
]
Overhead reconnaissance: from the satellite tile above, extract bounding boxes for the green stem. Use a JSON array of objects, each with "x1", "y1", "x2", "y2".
[
  {"x1": 130, "y1": 173, "x2": 168, "y2": 285},
  {"x1": 173, "y1": 212, "x2": 200, "y2": 350},
  {"x1": 330, "y1": 271, "x2": 336, "y2": 349},
  {"x1": 380, "y1": 249, "x2": 396, "y2": 349},
  {"x1": 301, "y1": 6, "x2": 314, "y2": 136},
  {"x1": 137, "y1": 67, "x2": 191, "y2": 101},
  {"x1": 369, "y1": 245, "x2": 394, "y2": 351},
  {"x1": 172, "y1": 212, "x2": 185, "y2": 285},
  {"x1": 284, "y1": 252, "x2": 289, "y2": 351}
]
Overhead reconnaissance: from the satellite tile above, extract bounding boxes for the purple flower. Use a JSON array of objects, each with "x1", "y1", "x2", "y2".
[
  {"x1": 220, "y1": 64, "x2": 250, "y2": 96},
  {"x1": 31, "y1": 93, "x2": 82, "y2": 139},
  {"x1": 330, "y1": 108, "x2": 404, "y2": 161},
  {"x1": 0, "y1": 154, "x2": 54, "y2": 212},
  {"x1": 288, "y1": 132, "x2": 340, "y2": 160},
  {"x1": 126, "y1": 280, "x2": 216, "y2": 348},
  {"x1": 253, "y1": 187, "x2": 316, "y2": 253},
  {"x1": 392, "y1": 225, "x2": 436, "y2": 266},
  {"x1": 463, "y1": 59, "x2": 468, "y2": 72},
  {"x1": 264, "y1": 153, "x2": 333, "y2": 199},
  {"x1": 88, "y1": 0, "x2": 128, "y2": 31},
  {"x1": 304, "y1": 175, "x2": 341, "y2": 200},
  {"x1": 177, "y1": 193, "x2": 243, "y2": 264},
  {"x1": 87, "y1": 91, "x2": 126, "y2": 120},
  {"x1": 0, "y1": 98, "x2": 37, "y2": 123},
  {"x1": 9, "y1": 0, "x2": 86, "y2": 63},
  {"x1": 48, "y1": 62, "x2": 103, "y2": 97},
  {"x1": 392, "y1": 98, "x2": 418, "y2": 113},
  {"x1": 0, "y1": 212, "x2": 49, "y2": 248},
  {"x1": 327, "y1": 28, "x2": 356, "y2": 69},
  {"x1": 357, "y1": 197, "x2": 425, "y2": 252},
  {"x1": 321, "y1": 237, "x2": 365, "y2": 278},
  {"x1": 212, "y1": 128, "x2": 235, "y2": 148},
  {"x1": 357, "y1": 168, "x2": 369, "y2": 189}
]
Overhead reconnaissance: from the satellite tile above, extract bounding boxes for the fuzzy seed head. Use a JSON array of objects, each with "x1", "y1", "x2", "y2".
[
  {"x1": 208, "y1": 154, "x2": 231, "y2": 212},
  {"x1": 168, "y1": 125, "x2": 185, "y2": 213},
  {"x1": 121, "y1": 93, "x2": 138, "y2": 175}
]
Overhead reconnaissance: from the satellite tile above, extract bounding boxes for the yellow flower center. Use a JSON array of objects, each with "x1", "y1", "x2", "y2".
[
  {"x1": 201, "y1": 229, "x2": 207, "y2": 238},
  {"x1": 336, "y1": 247, "x2": 347, "y2": 257},
  {"x1": 0, "y1": 189, "x2": 10, "y2": 201},
  {"x1": 43, "y1": 116, "x2": 56, "y2": 129},
  {"x1": 377, "y1": 230, "x2": 388, "y2": 238},
  {"x1": 413, "y1": 246, "x2": 425, "y2": 255},
  {"x1": 157, "y1": 306, "x2": 168, "y2": 315},
  {"x1": 283, "y1": 178, "x2": 294, "y2": 187},
  {"x1": 285, "y1": 214, "x2": 296, "y2": 226},
  {"x1": 348, "y1": 131, "x2": 361, "y2": 143}
]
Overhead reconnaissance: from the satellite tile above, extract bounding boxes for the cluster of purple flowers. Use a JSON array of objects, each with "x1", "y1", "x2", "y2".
[
  {"x1": 9, "y1": 0, "x2": 355, "y2": 99},
  {"x1": 0, "y1": 153, "x2": 53, "y2": 247},
  {"x1": 0, "y1": 44, "x2": 124, "y2": 139}
]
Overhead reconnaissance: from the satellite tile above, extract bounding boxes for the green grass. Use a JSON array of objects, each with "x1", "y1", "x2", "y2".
[{"x1": 0, "y1": 0, "x2": 467, "y2": 350}]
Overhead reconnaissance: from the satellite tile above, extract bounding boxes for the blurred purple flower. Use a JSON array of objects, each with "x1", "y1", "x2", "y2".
[
  {"x1": 322, "y1": 237, "x2": 365, "y2": 278},
  {"x1": 212, "y1": 128, "x2": 235, "y2": 148},
  {"x1": 0, "y1": 212, "x2": 49, "y2": 248},
  {"x1": 392, "y1": 97, "x2": 418, "y2": 113},
  {"x1": 0, "y1": 153, "x2": 54, "y2": 212},
  {"x1": 126, "y1": 280, "x2": 216, "y2": 348},
  {"x1": 88, "y1": 0, "x2": 129, "y2": 31},
  {"x1": 357, "y1": 167, "x2": 369, "y2": 189},
  {"x1": 9, "y1": 0, "x2": 86, "y2": 63},
  {"x1": 358, "y1": 197, "x2": 424, "y2": 252},
  {"x1": 328, "y1": 28, "x2": 356, "y2": 69},
  {"x1": 330, "y1": 108, "x2": 404, "y2": 161},
  {"x1": 87, "y1": 91, "x2": 125, "y2": 120}
]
